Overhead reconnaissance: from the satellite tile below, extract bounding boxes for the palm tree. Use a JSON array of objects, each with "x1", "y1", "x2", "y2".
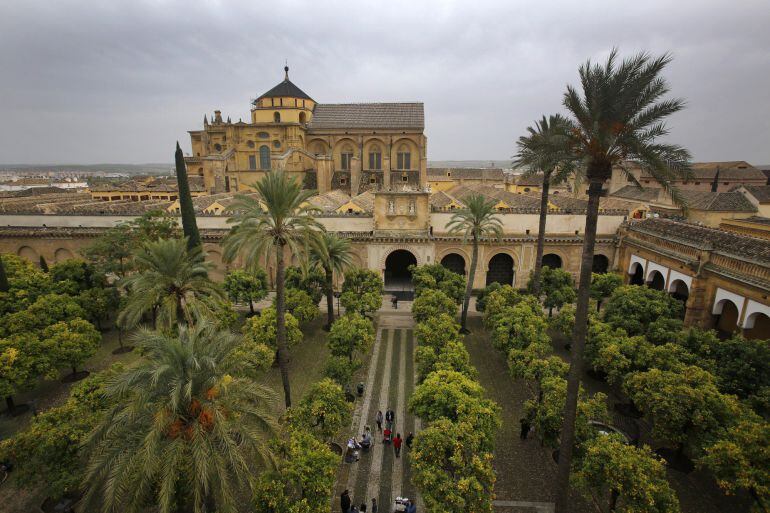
[
  {"x1": 117, "y1": 238, "x2": 224, "y2": 330},
  {"x1": 553, "y1": 50, "x2": 690, "y2": 513},
  {"x1": 513, "y1": 114, "x2": 576, "y2": 297},
  {"x1": 82, "y1": 322, "x2": 278, "y2": 513},
  {"x1": 223, "y1": 170, "x2": 322, "y2": 408},
  {"x1": 446, "y1": 194, "x2": 503, "y2": 332},
  {"x1": 311, "y1": 232, "x2": 354, "y2": 330}
]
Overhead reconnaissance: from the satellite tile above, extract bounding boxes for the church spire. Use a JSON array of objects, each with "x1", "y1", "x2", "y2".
[{"x1": 284, "y1": 61, "x2": 289, "y2": 81}]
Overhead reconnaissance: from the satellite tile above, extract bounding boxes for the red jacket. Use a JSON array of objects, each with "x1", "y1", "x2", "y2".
[{"x1": 393, "y1": 437, "x2": 403, "y2": 448}]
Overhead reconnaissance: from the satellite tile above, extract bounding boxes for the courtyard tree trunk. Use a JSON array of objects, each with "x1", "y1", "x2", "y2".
[
  {"x1": 460, "y1": 234, "x2": 479, "y2": 332},
  {"x1": 274, "y1": 242, "x2": 292, "y2": 408},
  {"x1": 532, "y1": 176, "x2": 551, "y2": 297},
  {"x1": 554, "y1": 180, "x2": 603, "y2": 512},
  {"x1": 324, "y1": 267, "x2": 335, "y2": 331}
]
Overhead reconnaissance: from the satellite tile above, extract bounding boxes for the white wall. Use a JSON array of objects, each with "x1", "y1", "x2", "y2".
[{"x1": 430, "y1": 212, "x2": 626, "y2": 236}]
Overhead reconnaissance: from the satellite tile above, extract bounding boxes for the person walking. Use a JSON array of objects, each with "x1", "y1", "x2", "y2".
[
  {"x1": 405, "y1": 500, "x2": 417, "y2": 513},
  {"x1": 519, "y1": 416, "x2": 531, "y2": 440},
  {"x1": 340, "y1": 490, "x2": 351, "y2": 513},
  {"x1": 375, "y1": 410, "x2": 383, "y2": 432},
  {"x1": 385, "y1": 408, "x2": 394, "y2": 430},
  {"x1": 393, "y1": 433, "x2": 403, "y2": 457},
  {"x1": 371, "y1": 498, "x2": 378, "y2": 513},
  {"x1": 359, "y1": 503, "x2": 367, "y2": 512},
  {"x1": 405, "y1": 432, "x2": 414, "y2": 449}
]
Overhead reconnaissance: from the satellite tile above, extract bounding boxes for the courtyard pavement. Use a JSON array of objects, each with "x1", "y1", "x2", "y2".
[{"x1": 337, "y1": 310, "x2": 423, "y2": 512}]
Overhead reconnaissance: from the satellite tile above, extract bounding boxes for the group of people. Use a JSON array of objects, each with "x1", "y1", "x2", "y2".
[
  {"x1": 341, "y1": 491, "x2": 417, "y2": 513},
  {"x1": 340, "y1": 491, "x2": 377, "y2": 513},
  {"x1": 375, "y1": 408, "x2": 413, "y2": 457}
]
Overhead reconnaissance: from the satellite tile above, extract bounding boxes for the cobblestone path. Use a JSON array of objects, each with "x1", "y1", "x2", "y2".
[{"x1": 342, "y1": 312, "x2": 422, "y2": 512}]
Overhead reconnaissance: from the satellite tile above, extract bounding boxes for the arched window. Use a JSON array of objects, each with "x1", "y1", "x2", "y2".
[
  {"x1": 369, "y1": 145, "x2": 382, "y2": 170},
  {"x1": 396, "y1": 144, "x2": 411, "y2": 170},
  {"x1": 259, "y1": 146, "x2": 270, "y2": 170},
  {"x1": 341, "y1": 145, "x2": 354, "y2": 170},
  {"x1": 313, "y1": 142, "x2": 325, "y2": 156},
  {"x1": 299, "y1": 112, "x2": 307, "y2": 124},
  {"x1": 273, "y1": 112, "x2": 281, "y2": 123}
]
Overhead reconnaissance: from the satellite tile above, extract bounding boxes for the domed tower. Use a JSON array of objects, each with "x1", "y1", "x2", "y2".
[{"x1": 251, "y1": 66, "x2": 315, "y2": 149}]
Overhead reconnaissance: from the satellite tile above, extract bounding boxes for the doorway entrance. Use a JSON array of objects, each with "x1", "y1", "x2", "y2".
[{"x1": 384, "y1": 250, "x2": 417, "y2": 299}]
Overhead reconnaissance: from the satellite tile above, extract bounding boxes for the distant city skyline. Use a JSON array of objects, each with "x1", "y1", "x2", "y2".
[{"x1": 1, "y1": 0, "x2": 768, "y2": 165}]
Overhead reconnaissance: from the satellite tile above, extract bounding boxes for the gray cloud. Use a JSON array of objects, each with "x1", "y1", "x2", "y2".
[{"x1": 1, "y1": 0, "x2": 768, "y2": 164}]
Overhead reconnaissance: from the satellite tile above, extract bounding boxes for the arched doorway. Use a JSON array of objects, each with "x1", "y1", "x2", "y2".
[
  {"x1": 629, "y1": 263, "x2": 644, "y2": 285},
  {"x1": 744, "y1": 313, "x2": 770, "y2": 340},
  {"x1": 17, "y1": 245, "x2": 38, "y2": 263},
  {"x1": 384, "y1": 250, "x2": 417, "y2": 293},
  {"x1": 54, "y1": 248, "x2": 74, "y2": 263},
  {"x1": 592, "y1": 254, "x2": 609, "y2": 274},
  {"x1": 715, "y1": 300, "x2": 740, "y2": 338},
  {"x1": 542, "y1": 253, "x2": 562, "y2": 269},
  {"x1": 486, "y1": 253, "x2": 514, "y2": 286},
  {"x1": 670, "y1": 280, "x2": 689, "y2": 302},
  {"x1": 647, "y1": 270, "x2": 665, "y2": 291},
  {"x1": 441, "y1": 253, "x2": 466, "y2": 276}
]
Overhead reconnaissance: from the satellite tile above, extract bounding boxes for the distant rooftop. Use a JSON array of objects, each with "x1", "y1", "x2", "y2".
[{"x1": 308, "y1": 103, "x2": 424, "y2": 130}]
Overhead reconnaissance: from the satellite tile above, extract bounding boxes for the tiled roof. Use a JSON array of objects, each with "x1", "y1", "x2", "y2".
[
  {"x1": 307, "y1": 190, "x2": 351, "y2": 212},
  {"x1": 90, "y1": 176, "x2": 206, "y2": 193},
  {"x1": 430, "y1": 190, "x2": 464, "y2": 209},
  {"x1": 427, "y1": 168, "x2": 504, "y2": 180},
  {"x1": 743, "y1": 216, "x2": 770, "y2": 226},
  {"x1": 629, "y1": 218, "x2": 770, "y2": 264},
  {"x1": 308, "y1": 103, "x2": 424, "y2": 130},
  {"x1": 515, "y1": 173, "x2": 546, "y2": 186},
  {"x1": 350, "y1": 191, "x2": 375, "y2": 212},
  {"x1": 739, "y1": 185, "x2": 770, "y2": 203},
  {"x1": 257, "y1": 77, "x2": 313, "y2": 101},
  {"x1": 680, "y1": 190, "x2": 757, "y2": 212},
  {"x1": 611, "y1": 185, "x2": 663, "y2": 202},
  {"x1": 640, "y1": 161, "x2": 766, "y2": 182}
]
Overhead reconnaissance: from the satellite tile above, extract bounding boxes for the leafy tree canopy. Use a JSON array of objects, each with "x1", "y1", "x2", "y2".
[
  {"x1": 624, "y1": 366, "x2": 742, "y2": 454},
  {"x1": 289, "y1": 378, "x2": 351, "y2": 441},
  {"x1": 412, "y1": 288, "x2": 457, "y2": 324},
  {"x1": 409, "y1": 369, "x2": 485, "y2": 423},
  {"x1": 340, "y1": 268, "x2": 383, "y2": 316},
  {"x1": 252, "y1": 427, "x2": 338, "y2": 513},
  {"x1": 603, "y1": 285, "x2": 683, "y2": 336},
  {"x1": 412, "y1": 418, "x2": 496, "y2": 513},
  {"x1": 589, "y1": 272, "x2": 623, "y2": 306},
  {"x1": 223, "y1": 268, "x2": 268, "y2": 312},
  {"x1": 575, "y1": 435, "x2": 680, "y2": 513},
  {"x1": 482, "y1": 285, "x2": 529, "y2": 329},
  {"x1": 474, "y1": 282, "x2": 501, "y2": 312},
  {"x1": 278, "y1": 288, "x2": 319, "y2": 324},
  {"x1": 699, "y1": 413, "x2": 770, "y2": 510},
  {"x1": 414, "y1": 313, "x2": 461, "y2": 351},
  {"x1": 528, "y1": 265, "x2": 576, "y2": 314},
  {"x1": 285, "y1": 265, "x2": 326, "y2": 305},
  {"x1": 243, "y1": 307, "x2": 303, "y2": 351},
  {"x1": 43, "y1": 317, "x2": 101, "y2": 374},
  {"x1": 489, "y1": 299, "x2": 549, "y2": 353},
  {"x1": 327, "y1": 313, "x2": 374, "y2": 362},
  {"x1": 410, "y1": 263, "x2": 465, "y2": 303},
  {"x1": 0, "y1": 293, "x2": 85, "y2": 337}
]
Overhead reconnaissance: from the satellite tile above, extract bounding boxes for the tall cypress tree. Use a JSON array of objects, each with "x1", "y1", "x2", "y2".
[
  {"x1": 175, "y1": 141, "x2": 202, "y2": 251},
  {"x1": 39, "y1": 255, "x2": 49, "y2": 272},
  {"x1": 0, "y1": 255, "x2": 9, "y2": 292}
]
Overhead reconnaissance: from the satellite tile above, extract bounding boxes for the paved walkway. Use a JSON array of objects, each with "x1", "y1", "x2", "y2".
[{"x1": 340, "y1": 311, "x2": 422, "y2": 512}]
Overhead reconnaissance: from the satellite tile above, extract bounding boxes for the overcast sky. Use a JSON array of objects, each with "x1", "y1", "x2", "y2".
[{"x1": 1, "y1": 0, "x2": 768, "y2": 165}]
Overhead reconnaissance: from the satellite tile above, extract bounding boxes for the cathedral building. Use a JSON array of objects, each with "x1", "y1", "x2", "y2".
[{"x1": 185, "y1": 66, "x2": 427, "y2": 197}]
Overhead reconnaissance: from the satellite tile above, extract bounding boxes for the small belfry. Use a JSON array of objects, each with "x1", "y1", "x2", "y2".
[{"x1": 184, "y1": 66, "x2": 427, "y2": 197}]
